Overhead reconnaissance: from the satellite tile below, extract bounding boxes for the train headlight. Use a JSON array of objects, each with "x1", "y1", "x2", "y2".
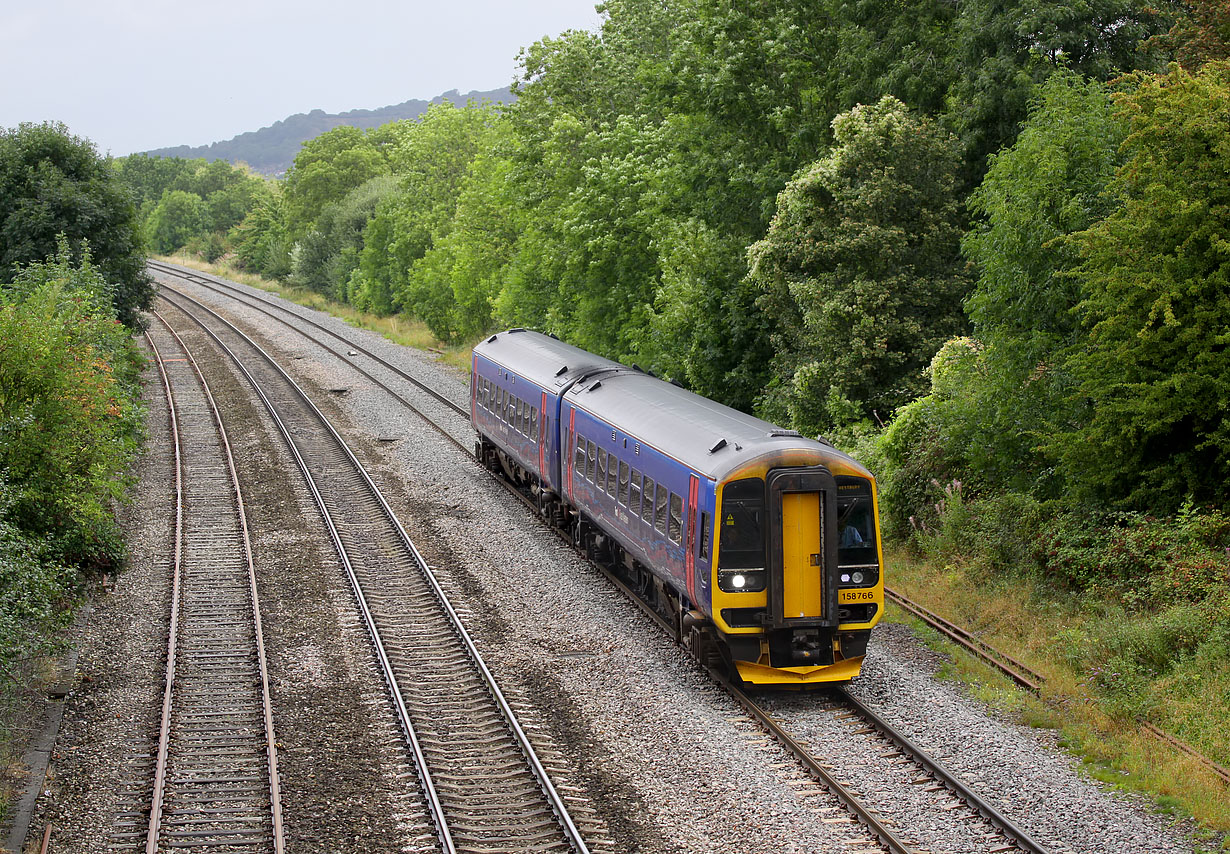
[
  {"x1": 718, "y1": 568, "x2": 766, "y2": 593},
  {"x1": 838, "y1": 565, "x2": 879, "y2": 587}
]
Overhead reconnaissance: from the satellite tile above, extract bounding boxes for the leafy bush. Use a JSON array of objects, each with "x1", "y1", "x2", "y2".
[
  {"x1": 0, "y1": 242, "x2": 143, "y2": 570},
  {"x1": 0, "y1": 492, "x2": 75, "y2": 680}
]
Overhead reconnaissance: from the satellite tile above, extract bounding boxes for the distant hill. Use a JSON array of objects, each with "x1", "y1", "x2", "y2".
[{"x1": 142, "y1": 86, "x2": 515, "y2": 176}]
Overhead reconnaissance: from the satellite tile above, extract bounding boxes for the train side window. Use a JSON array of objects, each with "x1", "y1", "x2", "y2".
[
  {"x1": 668, "y1": 493, "x2": 683, "y2": 543},
  {"x1": 597, "y1": 450, "x2": 609, "y2": 493},
  {"x1": 699, "y1": 511, "x2": 711, "y2": 558},
  {"x1": 655, "y1": 488, "x2": 669, "y2": 534},
  {"x1": 519, "y1": 399, "x2": 527, "y2": 435},
  {"x1": 586, "y1": 440, "x2": 597, "y2": 481},
  {"x1": 641, "y1": 478, "x2": 656, "y2": 523},
  {"x1": 618, "y1": 462, "x2": 630, "y2": 506},
  {"x1": 483, "y1": 379, "x2": 491, "y2": 410},
  {"x1": 498, "y1": 387, "x2": 506, "y2": 420},
  {"x1": 530, "y1": 407, "x2": 538, "y2": 440},
  {"x1": 629, "y1": 470, "x2": 642, "y2": 517},
  {"x1": 607, "y1": 456, "x2": 618, "y2": 496},
  {"x1": 574, "y1": 435, "x2": 586, "y2": 473}
]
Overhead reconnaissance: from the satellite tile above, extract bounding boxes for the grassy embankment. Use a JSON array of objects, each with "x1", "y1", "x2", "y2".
[
  {"x1": 890, "y1": 544, "x2": 1229, "y2": 849},
  {"x1": 164, "y1": 254, "x2": 1230, "y2": 850}
]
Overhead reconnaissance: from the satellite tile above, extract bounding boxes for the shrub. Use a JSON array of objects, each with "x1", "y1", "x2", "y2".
[{"x1": 0, "y1": 242, "x2": 143, "y2": 570}]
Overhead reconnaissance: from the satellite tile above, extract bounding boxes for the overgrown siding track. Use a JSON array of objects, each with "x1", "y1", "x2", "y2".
[
  {"x1": 145, "y1": 263, "x2": 1057, "y2": 852},
  {"x1": 151, "y1": 288, "x2": 598, "y2": 854},
  {"x1": 107, "y1": 313, "x2": 284, "y2": 852}
]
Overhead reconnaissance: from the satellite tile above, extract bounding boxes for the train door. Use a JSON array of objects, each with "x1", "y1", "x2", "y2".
[
  {"x1": 780, "y1": 491, "x2": 823, "y2": 617},
  {"x1": 684, "y1": 474, "x2": 699, "y2": 604},
  {"x1": 766, "y1": 467, "x2": 839, "y2": 632}
]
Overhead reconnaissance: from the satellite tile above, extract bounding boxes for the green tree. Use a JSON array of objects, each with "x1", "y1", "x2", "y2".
[
  {"x1": 283, "y1": 126, "x2": 389, "y2": 234},
  {"x1": 232, "y1": 192, "x2": 292, "y2": 278},
  {"x1": 292, "y1": 175, "x2": 400, "y2": 299},
  {"x1": 953, "y1": 71, "x2": 1124, "y2": 493},
  {"x1": 146, "y1": 189, "x2": 206, "y2": 254},
  {"x1": 1061, "y1": 61, "x2": 1230, "y2": 509},
  {"x1": 749, "y1": 96, "x2": 970, "y2": 435},
  {"x1": 355, "y1": 103, "x2": 504, "y2": 330},
  {"x1": 946, "y1": 0, "x2": 1165, "y2": 181},
  {"x1": 0, "y1": 122, "x2": 152, "y2": 326}
]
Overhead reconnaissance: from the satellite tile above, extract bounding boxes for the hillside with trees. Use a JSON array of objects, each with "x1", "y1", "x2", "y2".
[{"x1": 142, "y1": 87, "x2": 514, "y2": 175}]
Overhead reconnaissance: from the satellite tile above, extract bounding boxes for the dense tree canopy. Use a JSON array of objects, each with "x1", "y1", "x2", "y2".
[
  {"x1": 200, "y1": 0, "x2": 1210, "y2": 523},
  {"x1": 749, "y1": 97, "x2": 970, "y2": 435},
  {"x1": 0, "y1": 122, "x2": 152, "y2": 325},
  {"x1": 1061, "y1": 61, "x2": 1230, "y2": 509}
]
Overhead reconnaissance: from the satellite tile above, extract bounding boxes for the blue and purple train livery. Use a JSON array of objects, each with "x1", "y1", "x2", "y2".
[{"x1": 471, "y1": 329, "x2": 884, "y2": 686}]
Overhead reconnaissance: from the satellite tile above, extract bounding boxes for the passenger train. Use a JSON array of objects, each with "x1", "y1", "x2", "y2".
[{"x1": 471, "y1": 329, "x2": 884, "y2": 686}]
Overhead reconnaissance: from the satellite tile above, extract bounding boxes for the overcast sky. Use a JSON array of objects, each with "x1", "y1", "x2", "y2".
[{"x1": 1, "y1": 0, "x2": 603, "y2": 157}]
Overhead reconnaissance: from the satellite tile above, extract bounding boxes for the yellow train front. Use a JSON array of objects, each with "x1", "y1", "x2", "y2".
[
  {"x1": 707, "y1": 450, "x2": 884, "y2": 686},
  {"x1": 472, "y1": 329, "x2": 884, "y2": 686}
]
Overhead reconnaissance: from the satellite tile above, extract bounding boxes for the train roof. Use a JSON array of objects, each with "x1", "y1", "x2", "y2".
[
  {"x1": 474, "y1": 328, "x2": 627, "y2": 391},
  {"x1": 567, "y1": 369, "x2": 864, "y2": 481},
  {"x1": 475, "y1": 329, "x2": 866, "y2": 483}
]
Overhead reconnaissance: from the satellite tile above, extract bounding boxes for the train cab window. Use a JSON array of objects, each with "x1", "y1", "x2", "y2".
[
  {"x1": 607, "y1": 457, "x2": 618, "y2": 496},
  {"x1": 641, "y1": 478, "x2": 656, "y2": 523},
  {"x1": 618, "y1": 462, "x2": 630, "y2": 506},
  {"x1": 837, "y1": 477, "x2": 878, "y2": 571},
  {"x1": 630, "y1": 470, "x2": 643, "y2": 517},
  {"x1": 718, "y1": 477, "x2": 766, "y2": 570},
  {"x1": 586, "y1": 440, "x2": 597, "y2": 481},
  {"x1": 668, "y1": 493, "x2": 683, "y2": 544},
  {"x1": 597, "y1": 449, "x2": 608, "y2": 492},
  {"x1": 699, "y1": 511, "x2": 711, "y2": 559},
  {"x1": 655, "y1": 489, "x2": 669, "y2": 535}
]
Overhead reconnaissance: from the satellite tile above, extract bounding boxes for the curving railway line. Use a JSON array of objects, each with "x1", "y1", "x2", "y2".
[
  {"x1": 148, "y1": 260, "x2": 1230, "y2": 799},
  {"x1": 106, "y1": 311, "x2": 284, "y2": 852},
  {"x1": 149, "y1": 286, "x2": 601, "y2": 854},
  {"x1": 144, "y1": 261, "x2": 1070, "y2": 853}
]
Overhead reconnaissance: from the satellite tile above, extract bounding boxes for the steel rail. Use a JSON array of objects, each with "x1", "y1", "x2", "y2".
[
  {"x1": 151, "y1": 311, "x2": 286, "y2": 850},
  {"x1": 834, "y1": 686, "x2": 1051, "y2": 854},
  {"x1": 142, "y1": 327, "x2": 184, "y2": 854},
  {"x1": 156, "y1": 288, "x2": 591, "y2": 853},
  {"x1": 884, "y1": 590, "x2": 1230, "y2": 788},
  {"x1": 713, "y1": 673, "x2": 917, "y2": 854},
  {"x1": 883, "y1": 588, "x2": 1043, "y2": 694},
  {"x1": 143, "y1": 319, "x2": 285, "y2": 853},
  {"x1": 147, "y1": 259, "x2": 467, "y2": 418}
]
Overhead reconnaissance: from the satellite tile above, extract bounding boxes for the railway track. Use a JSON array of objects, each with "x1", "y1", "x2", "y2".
[
  {"x1": 107, "y1": 313, "x2": 284, "y2": 852},
  {"x1": 154, "y1": 262, "x2": 1230, "y2": 793},
  {"x1": 150, "y1": 288, "x2": 601, "y2": 854},
  {"x1": 146, "y1": 263, "x2": 1076, "y2": 852}
]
